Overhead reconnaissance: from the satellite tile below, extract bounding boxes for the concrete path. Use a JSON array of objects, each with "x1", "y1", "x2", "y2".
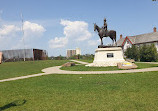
[
  {"x1": 70, "y1": 60, "x2": 89, "y2": 65},
  {"x1": 1, "y1": 60, "x2": 158, "y2": 83},
  {"x1": 42, "y1": 66, "x2": 158, "y2": 74},
  {"x1": 0, "y1": 73, "x2": 45, "y2": 83}
]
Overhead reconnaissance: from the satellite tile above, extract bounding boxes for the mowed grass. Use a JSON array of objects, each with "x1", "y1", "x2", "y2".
[
  {"x1": 76, "y1": 59, "x2": 158, "y2": 68},
  {"x1": 136, "y1": 62, "x2": 158, "y2": 69},
  {"x1": 0, "y1": 60, "x2": 69, "y2": 80},
  {"x1": 0, "y1": 72, "x2": 158, "y2": 111},
  {"x1": 61, "y1": 65, "x2": 119, "y2": 71},
  {"x1": 61, "y1": 62, "x2": 158, "y2": 71},
  {"x1": 78, "y1": 59, "x2": 93, "y2": 63}
]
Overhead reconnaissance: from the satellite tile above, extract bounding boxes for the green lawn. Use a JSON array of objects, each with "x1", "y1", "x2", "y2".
[
  {"x1": 1, "y1": 60, "x2": 157, "y2": 80},
  {"x1": 0, "y1": 60, "x2": 69, "y2": 80},
  {"x1": 78, "y1": 59, "x2": 93, "y2": 63},
  {"x1": 0, "y1": 72, "x2": 158, "y2": 111},
  {"x1": 61, "y1": 63, "x2": 158, "y2": 71},
  {"x1": 61, "y1": 65, "x2": 119, "y2": 71},
  {"x1": 136, "y1": 63, "x2": 158, "y2": 69}
]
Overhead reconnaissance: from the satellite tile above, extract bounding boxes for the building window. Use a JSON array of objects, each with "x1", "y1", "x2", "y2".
[{"x1": 127, "y1": 41, "x2": 129, "y2": 44}]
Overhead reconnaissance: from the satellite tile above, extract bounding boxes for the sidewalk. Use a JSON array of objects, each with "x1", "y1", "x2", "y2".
[{"x1": 70, "y1": 60, "x2": 89, "y2": 65}]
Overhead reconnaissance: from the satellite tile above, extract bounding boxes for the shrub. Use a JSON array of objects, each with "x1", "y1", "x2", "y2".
[
  {"x1": 140, "y1": 44, "x2": 158, "y2": 62},
  {"x1": 124, "y1": 45, "x2": 139, "y2": 61},
  {"x1": 125, "y1": 44, "x2": 158, "y2": 62}
]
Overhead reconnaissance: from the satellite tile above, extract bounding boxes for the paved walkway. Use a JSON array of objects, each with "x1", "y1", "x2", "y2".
[
  {"x1": 1, "y1": 60, "x2": 158, "y2": 83},
  {"x1": 70, "y1": 60, "x2": 89, "y2": 65}
]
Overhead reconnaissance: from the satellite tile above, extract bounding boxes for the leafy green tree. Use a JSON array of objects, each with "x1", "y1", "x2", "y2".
[
  {"x1": 140, "y1": 44, "x2": 158, "y2": 62},
  {"x1": 124, "y1": 45, "x2": 139, "y2": 61},
  {"x1": 150, "y1": 44, "x2": 158, "y2": 61},
  {"x1": 125, "y1": 44, "x2": 158, "y2": 62}
]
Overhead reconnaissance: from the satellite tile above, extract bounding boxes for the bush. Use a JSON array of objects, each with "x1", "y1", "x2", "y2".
[
  {"x1": 80, "y1": 54, "x2": 94, "y2": 60},
  {"x1": 125, "y1": 44, "x2": 158, "y2": 62},
  {"x1": 140, "y1": 44, "x2": 158, "y2": 62},
  {"x1": 53, "y1": 55, "x2": 67, "y2": 60},
  {"x1": 124, "y1": 45, "x2": 139, "y2": 61}
]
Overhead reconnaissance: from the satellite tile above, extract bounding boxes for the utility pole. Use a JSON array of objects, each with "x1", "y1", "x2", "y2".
[{"x1": 21, "y1": 13, "x2": 26, "y2": 61}]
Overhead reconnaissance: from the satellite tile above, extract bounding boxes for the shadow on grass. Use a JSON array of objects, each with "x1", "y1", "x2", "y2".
[{"x1": 0, "y1": 99, "x2": 26, "y2": 111}]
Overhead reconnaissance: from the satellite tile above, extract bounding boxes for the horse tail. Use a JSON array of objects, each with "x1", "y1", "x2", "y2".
[
  {"x1": 110, "y1": 30, "x2": 116, "y2": 42},
  {"x1": 114, "y1": 31, "x2": 116, "y2": 42}
]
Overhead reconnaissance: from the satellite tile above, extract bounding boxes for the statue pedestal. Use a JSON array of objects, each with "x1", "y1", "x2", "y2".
[{"x1": 86, "y1": 47, "x2": 125, "y2": 67}]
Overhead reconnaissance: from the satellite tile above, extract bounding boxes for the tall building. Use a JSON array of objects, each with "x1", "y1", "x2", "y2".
[
  {"x1": 67, "y1": 49, "x2": 76, "y2": 58},
  {"x1": 66, "y1": 48, "x2": 81, "y2": 58}
]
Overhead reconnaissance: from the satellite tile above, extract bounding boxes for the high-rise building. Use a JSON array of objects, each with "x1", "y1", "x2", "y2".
[
  {"x1": 66, "y1": 48, "x2": 81, "y2": 58},
  {"x1": 66, "y1": 49, "x2": 76, "y2": 58}
]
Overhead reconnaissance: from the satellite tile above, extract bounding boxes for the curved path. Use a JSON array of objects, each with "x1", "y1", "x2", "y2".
[
  {"x1": 42, "y1": 60, "x2": 158, "y2": 75},
  {"x1": 1, "y1": 60, "x2": 158, "y2": 83}
]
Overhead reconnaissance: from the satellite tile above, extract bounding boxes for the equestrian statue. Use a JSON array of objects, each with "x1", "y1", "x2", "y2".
[{"x1": 94, "y1": 18, "x2": 116, "y2": 47}]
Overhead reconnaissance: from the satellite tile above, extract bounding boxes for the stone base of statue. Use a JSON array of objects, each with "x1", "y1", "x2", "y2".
[{"x1": 86, "y1": 47, "x2": 125, "y2": 67}]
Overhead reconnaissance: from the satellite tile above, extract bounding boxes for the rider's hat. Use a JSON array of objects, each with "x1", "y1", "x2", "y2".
[{"x1": 104, "y1": 18, "x2": 106, "y2": 21}]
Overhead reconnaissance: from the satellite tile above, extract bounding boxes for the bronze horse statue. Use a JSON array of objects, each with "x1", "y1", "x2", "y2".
[{"x1": 94, "y1": 23, "x2": 116, "y2": 46}]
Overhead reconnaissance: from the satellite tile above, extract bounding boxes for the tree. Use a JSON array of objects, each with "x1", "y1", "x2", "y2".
[
  {"x1": 125, "y1": 44, "x2": 158, "y2": 62},
  {"x1": 140, "y1": 44, "x2": 158, "y2": 62},
  {"x1": 124, "y1": 45, "x2": 139, "y2": 61}
]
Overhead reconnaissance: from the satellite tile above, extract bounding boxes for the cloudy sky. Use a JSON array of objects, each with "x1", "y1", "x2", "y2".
[{"x1": 0, "y1": 0, "x2": 158, "y2": 56}]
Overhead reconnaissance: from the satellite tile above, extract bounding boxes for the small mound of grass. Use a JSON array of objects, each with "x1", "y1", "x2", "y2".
[
  {"x1": 60, "y1": 63, "x2": 158, "y2": 71},
  {"x1": 77, "y1": 59, "x2": 93, "y2": 63}
]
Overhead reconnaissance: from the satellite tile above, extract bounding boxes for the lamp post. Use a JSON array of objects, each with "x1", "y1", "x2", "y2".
[{"x1": 21, "y1": 13, "x2": 26, "y2": 61}]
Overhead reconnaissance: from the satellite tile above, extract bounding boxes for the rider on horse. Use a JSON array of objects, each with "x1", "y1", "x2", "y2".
[
  {"x1": 102, "y1": 18, "x2": 108, "y2": 37},
  {"x1": 103, "y1": 18, "x2": 107, "y2": 30},
  {"x1": 94, "y1": 18, "x2": 116, "y2": 45}
]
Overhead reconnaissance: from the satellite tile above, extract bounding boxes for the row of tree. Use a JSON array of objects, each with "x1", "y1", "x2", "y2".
[
  {"x1": 124, "y1": 44, "x2": 158, "y2": 62},
  {"x1": 68, "y1": 54, "x2": 94, "y2": 60},
  {"x1": 49, "y1": 44, "x2": 158, "y2": 62},
  {"x1": 49, "y1": 54, "x2": 94, "y2": 60}
]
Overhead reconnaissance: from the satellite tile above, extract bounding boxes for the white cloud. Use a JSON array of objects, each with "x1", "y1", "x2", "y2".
[
  {"x1": 61, "y1": 19, "x2": 92, "y2": 41},
  {"x1": 49, "y1": 37, "x2": 68, "y2": 48},
  {"x1": 0, "y1": 20, "x2": 46, "y2": 50},
  {"x1": 11, "y1": 21, "x2": 46, "y2": 49},
  {"x1": 0, "y1": 23, "x2": 20, "y2": 49},
  {"x1": 49, "y1": 19, "x2": 92, "y2": 49},
  {"x1": 0, "y1": 25, "x2": 20, "y2": 36},
  {"x1": 23, "y1": 21, "x2": 46, "y2": 39}
]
